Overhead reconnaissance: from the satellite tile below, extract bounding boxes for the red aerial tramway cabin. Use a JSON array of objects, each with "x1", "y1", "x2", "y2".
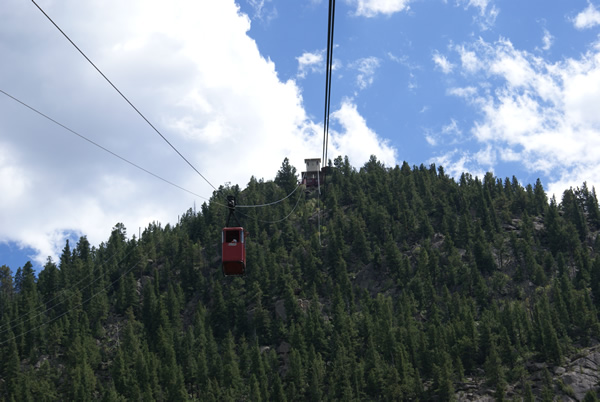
[
  {"x1": 222, "y1": 196, "x2": 247, "y2": 276},
  {"x1": 222, "y1": 227, "x2": 246, "y2": 275}
]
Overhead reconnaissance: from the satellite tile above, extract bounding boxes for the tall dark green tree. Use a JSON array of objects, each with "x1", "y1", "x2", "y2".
[{"x1": 275, "y1": 157, "x2": 298, "y2": 194}]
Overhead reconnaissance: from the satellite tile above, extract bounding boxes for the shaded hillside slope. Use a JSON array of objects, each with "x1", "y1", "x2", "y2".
[{"x1": 1, "y1": 156, "x2": 600, "y2": 401}]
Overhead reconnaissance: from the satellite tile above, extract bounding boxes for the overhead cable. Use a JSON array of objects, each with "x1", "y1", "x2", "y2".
[
  {"x1": 0, "y1": 89, "x2": 211, "y2": 202},
  {"x1": 2, "y1": 89, "x2": 305, "y2": 214},
  {"x1": 29, "y1": 1, "x2": 302, "y2": 214},
  {"x1": 322, "y1": 0, "x2": 336, "y2": 166},
  {"x1": 237, "y1": 183, "x2": 301, "y2": 208},
  {"x1": 31, "y1": 0, "x2": 218, "y2": 192},
  {"x1": 317, "y1": 0, "x2": 336, "y2": 246},
  {"x1": 238, "y1": 186, "x2": 305, "y2": 224}
]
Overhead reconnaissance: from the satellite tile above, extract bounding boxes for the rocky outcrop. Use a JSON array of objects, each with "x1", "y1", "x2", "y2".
[
  {"x1": 556, "y1": 349, "x2": 600, "y2": 401},
  {"x1": 455, "y1": 346, "x2": 600, "y2": 401}
]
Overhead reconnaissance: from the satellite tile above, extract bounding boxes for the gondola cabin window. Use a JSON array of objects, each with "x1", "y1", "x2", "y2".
[
  {"x1": 222, "y1": 227, "x2": 246, "y2": 276},
  {"x1": 225, "y1": 229, "x2": 240, "y2": 243}
]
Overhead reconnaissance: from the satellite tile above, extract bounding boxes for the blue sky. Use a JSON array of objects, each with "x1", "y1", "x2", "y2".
[{"x1": 1, "y1": 0, "x2": 600, "y2": 273}]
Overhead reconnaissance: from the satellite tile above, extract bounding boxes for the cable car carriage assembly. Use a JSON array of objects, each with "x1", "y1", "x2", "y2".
[{"x1": 222, "y1": 196, "x2": 247, "y2": 276}]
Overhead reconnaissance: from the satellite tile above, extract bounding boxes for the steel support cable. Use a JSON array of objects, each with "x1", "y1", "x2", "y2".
[
  {"x1": 0, "y1": 89, "x2": 213, "y2": 203},
  {"x1": 1, "y1": 89, "x2": 303, "y2": 224},
  {"x1": 318, "y1": 0, "x2": 335, "y2": 246},
  {"x1": 31, "y1": 0, "x2": 219, "y2": 193},
  {"x1": 322, "y1": 0, "x2": 332, "y2": 163},
  {"x1": 29, "y1": 1, "x2": 303, "y2": 212},
  {"x1": 322, "y1": 0, "x2": 336, "y2": 165},
  {"x1": 237, "y1": 183, "x2": 301, "y2": 208},
  {"x1": 238, "y1": 185, "x2": 305, "y2": 224},
  {"x1": 2, "y1": 89, "x2": 304, "y2": 215},
  {"x1": 325, "y1": 1, "x2": 334, "y2": 165},
  {"x1": 317, "y1": 160, "x2": 322, "y2": 245}
]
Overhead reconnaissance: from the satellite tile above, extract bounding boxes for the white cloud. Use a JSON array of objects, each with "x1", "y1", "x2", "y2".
[
  {"x1": 455, "y1": 0, "x2": 499, "y2": 29},
  {"x1": 429, "y1": 149, "x2": 485, "y2": 180},
  {"x1": 448, "y1": 86, "x2": 478, "y2": 99},
  {"x1": 498, "y1": 147, "x2": 521, "y2": 163},
  {"x1": 0, "y1": 0, "x2": 396, "y2": 266},
  {"x1": 541, "y1": 28, "x2": 554, "y2": 51},
  {"x1": 330, "y1": 100, "x2": 397, "y2": 167},
  {"x1": 474, "y1": 144, "x2": 496, "y2": 167},
  {"x1": 387, "y1": 52, "x2": 404, "y2": 64},
  {"x1": 247, "y1": 0, "x2": 278, "y2": 23},
  {"x1": 350, "y1": 57, "x2": 381, "y2": 89},
  {"x1": 0, "y1": 143, "x2": 31, "y2": 209},
  {"x1": 442, "y1": 119, "x2": 463, "y2": 137},
  {"x1": 573, "y1": 3, "x2": 600, "y2": 29},
  {"x1": 297, "y1": 50, "x2": 324, "y2": 78},
  {"x1": 442, "y1": 36, "x2": 600, "y2": 195},
  {"x1": 546, "y1": 163, "x2": 600, "y2": 200},
  {"x1": 425, "y1": 131, "x2": 437, "y2": 146},
  {"x1": 423, "y1": 118, "x2": 463, "y2": 149},
  {"x1": 405, "y1": 71, "x2": 419, "y2": 90},
  {"x1": 387, "y1": 52, "x2": 419, "y2": 70},
  {"x1": 488, "y1": 42, "x2": 537, "y2": 88},
  {"x1": 456, "y1": 44, "x2": 482, "y2": 73},
  {"x1": 433, "y1": 51, "x2": 454, "y2": 74},
  {"x1": 350, "y1": 0, "x2": 412, "y2": 17}
]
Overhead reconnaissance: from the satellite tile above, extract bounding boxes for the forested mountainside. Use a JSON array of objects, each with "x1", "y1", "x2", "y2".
[{"x1": 2, "y1": 156, "x2": 600, "y2": 401}]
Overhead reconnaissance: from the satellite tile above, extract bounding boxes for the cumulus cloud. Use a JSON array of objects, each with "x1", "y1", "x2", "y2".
[
  {"x1": 0, "y1": 143, "x2": 31, "y2": 209},
  {"x1": 330, "y1": 100, "x2": 397, "y2": 167},
  {"x1": 442, "y1": 36, "x2": 600, "y2": 195},
  {"x1": 0, "y1": 0, "x2": 396, "y2": 266},
  {"x1": 573, "y1": 3, "x2": 600, "y2": 29},
  {"x1": 349, "y1": 0, "x2": 412, "y2": 17}
]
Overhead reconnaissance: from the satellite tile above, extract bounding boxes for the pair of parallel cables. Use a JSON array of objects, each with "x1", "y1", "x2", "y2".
[
  {"x1": 322, "y1": 0, "x2": 336, "y2": 167},
  {"x1": 16, "y1": 1, "x2": 303, "y2": 217},
  {"x1": 317, "y1": 0, "x2": 336, "y2": 244},
  {"x1": 0, "y1": 1, "x2": 338, "y2": 345}
]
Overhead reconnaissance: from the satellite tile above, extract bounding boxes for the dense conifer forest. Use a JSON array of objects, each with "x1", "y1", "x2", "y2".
[{"x1": 2, "y1": 156, "x2": 600, "y2": 401}]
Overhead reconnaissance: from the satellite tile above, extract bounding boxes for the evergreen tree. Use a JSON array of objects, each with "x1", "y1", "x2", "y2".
[
  {"x1": 275, "y1": 157, "x2": 299, "y2": 195},
  {"x1": 2, "y1": 331, "x2": 21, "y2": 398}
]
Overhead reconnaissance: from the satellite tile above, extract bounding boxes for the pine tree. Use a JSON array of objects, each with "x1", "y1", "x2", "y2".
[
  {"x1": 2, "y1": 331, "x2": 21, "y2": 398},
  {"x1": 432, "y1": 352, "x2": 455, "y2": 401},
  {"x1": 222, "y1": 331, "x2": 242, "y2": 394},
  {"x1": 533, "y1": 178, "x2": 548, "y2": 215},
  {"x1": 250, "y1": 374, "x2": 263, "y2": 402},
  {"x1": 484, "y1": 339, "x2": 505, "y2": 391},
  {"x1": 275, "y1": 157, "x2": 298, "y2": 195},
  {"x1": 287, "y1": 348, "x2": 306, "y2": 397},
  {"x1": 272, "y1": 374, "x2": 287, "y2": 402}
]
